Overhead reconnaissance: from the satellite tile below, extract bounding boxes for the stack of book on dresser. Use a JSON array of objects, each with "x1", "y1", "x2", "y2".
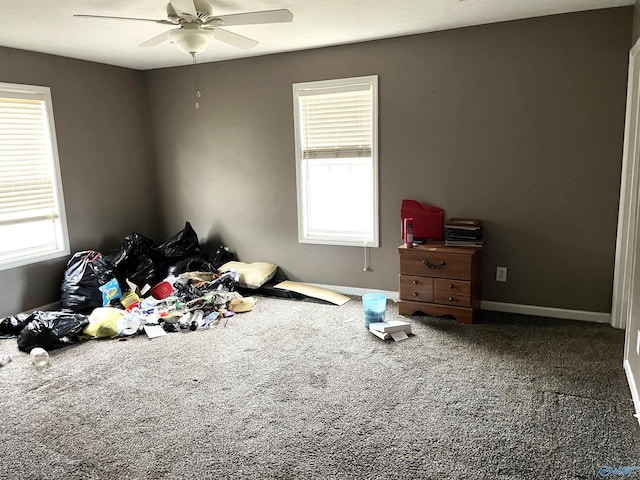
[
  {"x1": 445, "y1": 218, "x2": 484, "y2": 246},
  {"x1": 369, "y1": 320, "x2": 412, "y2": 342}
]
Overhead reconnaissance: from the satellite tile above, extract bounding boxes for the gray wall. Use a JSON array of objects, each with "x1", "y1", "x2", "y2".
[
  {"x1": 0, "y1": 7, "x2": 632, "y2": 318},
  {"x1": 0, "y1": 48, "x2": 160, "y2": 318},
  {"x1": 147, "y1": 7, "x2": 632, "y2": 313}
]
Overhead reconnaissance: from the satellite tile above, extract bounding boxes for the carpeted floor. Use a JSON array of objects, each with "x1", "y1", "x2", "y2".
[{"x1": 0, "y1": 296, "x2": 638, "y2": 480}]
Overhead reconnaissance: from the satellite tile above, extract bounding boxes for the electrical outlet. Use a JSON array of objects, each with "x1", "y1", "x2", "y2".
[{"x1": 496, "y1": 267, "x2": 507, "y2": 282}]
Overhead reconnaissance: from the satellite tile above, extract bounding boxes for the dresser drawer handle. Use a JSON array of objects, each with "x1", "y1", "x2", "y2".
[
  {"x1": 448, "y1": 284, "x2": 454, "y2": 289},
  {"x1": 448, "y1": 297, "x2": 454, "y2": 302},
  {"x1": 412, "y1": 280, "x2": 418, "y2": 285},
  {"x1": 413, "y1": 292, "x2": 419, "y2": 297},
  {"x1": 423, "y1": 260, "x2": 445, "y2": 269}
]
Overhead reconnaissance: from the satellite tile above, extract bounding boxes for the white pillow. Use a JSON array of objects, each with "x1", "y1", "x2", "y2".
[{"x1": 218, "y1": 261, "x2": 278, "y2": 289}]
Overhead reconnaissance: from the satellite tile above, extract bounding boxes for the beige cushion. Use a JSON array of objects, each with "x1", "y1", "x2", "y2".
[{"x1": 218, "y1": 261, "x2": 278, "y2": 289}]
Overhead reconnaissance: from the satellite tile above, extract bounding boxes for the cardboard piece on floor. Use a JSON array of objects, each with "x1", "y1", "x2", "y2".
[{"x1": 273, "y1": 281, "x2": 350, "y2": 306}]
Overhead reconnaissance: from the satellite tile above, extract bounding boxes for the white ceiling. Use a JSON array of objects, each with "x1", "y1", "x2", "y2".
[{"x1": 0, "y1": 0, "x2": 633, "y2": 70}]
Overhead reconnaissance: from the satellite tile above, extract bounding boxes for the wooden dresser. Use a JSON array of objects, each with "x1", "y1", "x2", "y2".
[{"x1": 398, "y1": 242, "x2": 482, "y2": 324}]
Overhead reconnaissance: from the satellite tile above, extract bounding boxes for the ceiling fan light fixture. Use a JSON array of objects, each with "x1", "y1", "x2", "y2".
[
  {"x1": 168, "y1": 27, "x2": 213, "y2": 54},
  {"x1": 75, "y1": 1, "x2": 294, "y2": 56}
]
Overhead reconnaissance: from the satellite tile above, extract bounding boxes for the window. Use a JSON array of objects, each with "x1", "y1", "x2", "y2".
[
  {"x1": 293, "y1": 75, "x2": 378, "y2": 247},
  {"x1": 0, "y1": 82, "x2": 69, "y2": 270}
]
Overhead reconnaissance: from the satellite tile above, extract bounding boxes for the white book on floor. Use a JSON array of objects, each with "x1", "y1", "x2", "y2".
[
  {"x1": 369, "y1": 320, "x2": 412, "y2": 334},
  {"x1": 369, "y1": 326, "x2": 391, "y2": 340}
]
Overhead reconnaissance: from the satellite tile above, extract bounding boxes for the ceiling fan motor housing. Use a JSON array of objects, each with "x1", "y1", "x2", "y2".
[{"x1": 166, "y1": 0, "x2": 213, "y2": 23}]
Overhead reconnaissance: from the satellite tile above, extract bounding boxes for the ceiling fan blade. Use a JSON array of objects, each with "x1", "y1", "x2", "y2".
[
  {"x1": 169, "y1": 0, "x2": 198, "y2": 19},
  {"x1": 209, "y1": 27, "x2": 258, "y2": 49},
  {"x1": 74, "y1": 14, "x2": 175, "y2": 25},
  {"x1": 139, "y1": 29, "x2": 177, "y2": 47},
  {"x1": 204, "y1": 9, "x2": 293, "y2": 26}
]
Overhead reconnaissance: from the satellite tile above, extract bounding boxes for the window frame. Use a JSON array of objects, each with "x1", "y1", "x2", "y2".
[
  {"x1": 0, "y1": 82, "x2": 70, "y2": 271},
  {"x1": 292, "y1": 75, "x2": 379, "y2": 248}
]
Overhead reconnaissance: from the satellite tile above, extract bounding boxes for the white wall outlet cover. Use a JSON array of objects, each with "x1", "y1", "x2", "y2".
[{"x1": 496, "y1": 267, "x2": 507, "y2": 282}]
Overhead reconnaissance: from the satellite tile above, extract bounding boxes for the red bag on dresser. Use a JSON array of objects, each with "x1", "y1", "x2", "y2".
[{"x1": 401, "y1": 200, "x2": 444, "y2": 240}]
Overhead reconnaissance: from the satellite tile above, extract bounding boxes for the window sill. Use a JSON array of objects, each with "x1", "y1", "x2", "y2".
[
  {"x1": 0, "y1": 247, "x2": 70, "y2": 272},
  {"x1": 299, "y1": 237, "x2": 379, "y2": 248}
]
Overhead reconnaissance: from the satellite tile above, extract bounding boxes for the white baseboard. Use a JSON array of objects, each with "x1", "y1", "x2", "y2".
[
  {"x1": 480, "y1": 300, "x2": 610, "y2": 324},
  {"x1": 624, "y1": 359, "x2": 640, "y2": 427},
  {"x1": 308, "y1": 284, "x2": 611, "y2": 324}
]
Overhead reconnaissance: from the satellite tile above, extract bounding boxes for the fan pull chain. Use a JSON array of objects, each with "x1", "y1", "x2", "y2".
[{"x1": 193, "y1": 53, "x2": 201, "y2": 109}]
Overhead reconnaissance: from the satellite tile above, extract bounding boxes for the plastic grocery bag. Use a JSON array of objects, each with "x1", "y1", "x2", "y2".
[
  {"x1": 61, "y1": 251, "x2": 117, "y2": 313},
  {"x1": 99, "y1": 278, "x2": 122, "y2": 307},
  {"x1": 17, "y1": 311, "x2": 89, "y2": 352},
  {"x1": 81, "y1": 308, "x2": 123, "y2": 339}
]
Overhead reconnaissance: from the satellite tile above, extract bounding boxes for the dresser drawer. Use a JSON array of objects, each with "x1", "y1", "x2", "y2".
[
  {"x1": 433, "y1": 278, "x2": 471, "y2": 295},
  {"x1": 399, "y1": 275, "x2": 433, "y2": 302},
  {"x1": 433, "y1": 291, "x2": 471, "y2": 307},
  {"x1": 399, "y1": 250, "x2": 472, "y2": 280}
]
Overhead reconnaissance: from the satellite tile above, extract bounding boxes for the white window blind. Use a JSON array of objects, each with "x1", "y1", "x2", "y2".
[
  {"x1": 299, "y1": 84, "x2": 373, "y2": 159},
  {"x1": 0, "y1": 83, "x2": 69, "y2": 270},
  {"x1": 0, "y1": 94, "x2": 56, "y2": 225},
  {"x1": 293, "y1": 76, "x2": 379, "y2": 247}
]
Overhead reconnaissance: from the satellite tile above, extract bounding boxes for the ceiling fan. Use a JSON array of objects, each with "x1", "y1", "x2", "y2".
[{"x1": 74, "y1": 0, "x2": 294, "y2": 56}]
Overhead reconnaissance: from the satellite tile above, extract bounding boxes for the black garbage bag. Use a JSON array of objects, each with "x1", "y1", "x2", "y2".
[
  {"x1": 156, "y1": 222, "x2": 201, "y2": 261},
  {"x1": 17, "y1": 311, "x2": 89, "y2": 353},
  {"x1": 211, "y1": 246, "x2": 236, "y2": 269},
  {"x1": 108, "y1": 232, "x2": 160, "y2": 288},
  {"x1": 61, "y1": 251, "x2": 116, "y2": 313},
  {"x1": 168, "y1": 255, "x2": 216, "y2": 276},
  {"x1": 108, "y1": 223, "x2": 220, "y2": 289},
  {"x1": 0, "y1": 313, "x2": 32, "y2": 338}
]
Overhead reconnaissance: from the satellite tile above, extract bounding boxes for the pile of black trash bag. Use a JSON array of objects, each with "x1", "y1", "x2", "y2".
[
  {"x1": 108, "y1": 221, "x2": 212, "y2": 291},
  {"x1": 61, "y1": 221, "x2": 233, "y2": 314},
  {"x1": 0, "y1": 311, "x2": 89, "y2": 353},
  {"x1": 0, "y1": 222, "x2": 236, "y2": 353}
]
